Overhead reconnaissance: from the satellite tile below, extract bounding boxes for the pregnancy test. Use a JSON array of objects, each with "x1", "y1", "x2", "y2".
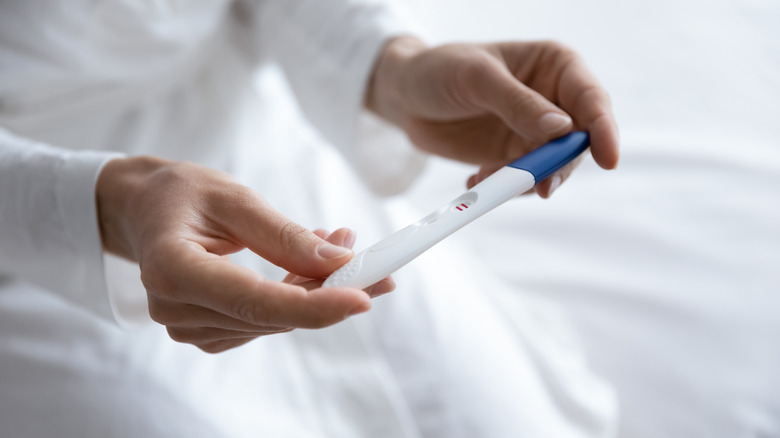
[{"x1": 323, "y1": 131, "x2": 590, "y2": 289}]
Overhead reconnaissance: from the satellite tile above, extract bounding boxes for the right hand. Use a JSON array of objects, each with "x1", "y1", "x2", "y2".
[
  {"x1": 96, "y1": 156, "x2": 393, "y2": 353},
  {"x1": 368, "y1": 38, "x2": 619, "y2": 198}
]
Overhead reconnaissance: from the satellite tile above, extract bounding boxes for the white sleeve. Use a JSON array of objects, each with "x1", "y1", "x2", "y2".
[
  {"x1": 238, "y1": 0, "x2": 428, "y2": 195},
  {"x1": 0, "y1": 127, "x2": 125, "y2": 322}
]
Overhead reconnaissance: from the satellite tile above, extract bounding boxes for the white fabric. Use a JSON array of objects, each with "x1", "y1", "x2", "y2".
[
  {"x1": 0, "y1": 129, "x2": 122, "y2": 320},
  {"x1": 394, "y1": 0, "x2": 780, "y2": 437},
  {"x1": 0, "y1": 1, "x2": 614, "y2": 437}
]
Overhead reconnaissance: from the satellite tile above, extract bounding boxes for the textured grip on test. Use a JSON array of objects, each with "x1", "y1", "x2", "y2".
[{"x1": 322, "y1": 252, "x2": 365, "y2": 288}]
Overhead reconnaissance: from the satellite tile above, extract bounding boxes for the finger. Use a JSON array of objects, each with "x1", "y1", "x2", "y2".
[
  {"x1": 314, "y1": 229, "x2": 393, "y2": 297},
  {"x1": 282, "y1": 228, "x2": 332, "y2": 284},
  {"x1": 311, "y1": 228, "x2": 357, "y2": 249},
  {"x1": 283, "y1": 227, "x2": 356, "y2": 284},
  {"x1": 470, "y1": 56, "x2": 573, "y2": 147},
  {"x1": 324, "y1": 227, "x2": 356, "y2": 250},
  {"x1": 146, "y1": 242, "x2": 371, "y2": 329},
  {"x1": 466, "y1": 140, "x2": 587, "y2": 196},
  {"x1": 289, "y1": 273, "x2": 395, "y2": 298},
  {"x1": 556, "y1": 55, "x2": 620, "y2": 170},
  {"x1": 534, "y1": 153, "x2": 585, "y2": 199},
  {"x1": 212, "y1": 190, "x2": 353, "y2": 279},
  {"x1": 148, "y1": 296, "x2": 290, "y2": 332},
  {"x1": 282, "y1": 228, "x2": 330, "y2": 284},
  {"x1": 198, "y1": 338, "x2": 257, "y2": 354},
  {"x1": 312, "y1": 229, "x2": 329, "y2": 239},
  {"x1": 466, "y1": 159, "x2": 536, "y2": 196},
  {"x1": 365, "y1": 276, "x2": 395, "y2": 298},
  {"x1": 466, "y1": 162, "x2": 506, "y2": 189},
  {"x1": 166, "y1": 326, "x2": 288, "y2": 346},
  {"x1": 285, "y1": 228, "x2": 393, "y2": 297}
]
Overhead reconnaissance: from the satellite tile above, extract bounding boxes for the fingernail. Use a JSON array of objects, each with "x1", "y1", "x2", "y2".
[
  {"x1": 317, "y1": 242, "x2": 352, "y2": 260},
  {"x1": 343, "y1": 230, "x2": 357, "y2": 250},
  {"x1": 538, "y1": 112, "x2": 572, "y2": 135},
  {"x1": 548, "y1": 174, "x2": 562, "y2": 196}
]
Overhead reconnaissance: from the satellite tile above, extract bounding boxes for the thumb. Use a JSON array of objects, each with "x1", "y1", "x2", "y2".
[
  {"x1": 473, "y1": 58, "x2": 573, "y2": 142},
  {"x1": 217, "y1": 191, "x2": 353, "y2": 279}
]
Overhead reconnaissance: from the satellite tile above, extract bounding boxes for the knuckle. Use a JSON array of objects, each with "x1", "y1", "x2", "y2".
[
  {"x1": 199, "y1": 339, "x2": 251, "y2": 354},
  {"x1": 233, "y1": 295, "x2": 271, "y2": 326},
  {"x1": 590, "y1": 86, "x2": 613, "y2": 107},
  {"x1": 138, "y1": 259, "x2": 157, "y2": 291},
  {"x1": 573, "y1": 85, "x2": 611, "y2": 115},
  {"x1": 150, "y1": 161, "x2": 198, "y2": 192},
  {"x1": 166, "y1": 327, "x2": 194, "y2": 344},
  {"x1": 139, "y1": 255, "x2": 182, "y2": 301},
  {"x1": 147, "y1": 301, "x2": 170, "y2": 325},
  {"x1": 138, "y1": 248, "x2": 176, "y2": 295},
  {"x1": 139, "y1": 263, "x2": 165, "y2": 296},
  {"x1": 210, "y1": 183, "x2": 259, "y2": 212},
  {"x1": 147, "y1": 300, "x2": 190, "y2": 327},
  {"x1": 162, "y1": 161, "x2": 193, "y2": 178},
  {"x1": 455, "y1": 51, "x2": 499, "y2": 96},
  {"x1": 459, "y1": 51, "x2": 493, "y2": 81},
  {"x1": 278, "y1": 221, "x2": 310, "y2": 250},
  {"x1": 537, "y1": 40, "x2": 581, "y2": 75},
  {"x1": 504, "y1": 92, "x2": 542, "y2": 133},
  {"x1": 540, "y1": 40, "x2": 577, "y2": 60},
  {"x1": 508, "y1": 91, "x2": 538, "y2": 116},
  {"x1": 198, "y1": 342, "x2": 227, "y2": 354},
  {"x1": 305, "y1": 311, "x2": 339, "y2": 330},
  {"x1": 602, "y1": 89, "x2": 614, "y2": 107}
]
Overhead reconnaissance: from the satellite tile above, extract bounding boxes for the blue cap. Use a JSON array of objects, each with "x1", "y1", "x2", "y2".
[{"x1": 507, "y1": 131, "x2": 590, "y2": 183}]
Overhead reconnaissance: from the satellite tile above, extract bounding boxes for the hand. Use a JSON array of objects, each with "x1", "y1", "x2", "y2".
[
  {"x1": 367, "y1": 37, "x2": 620, "y2": 197},
  {"x1": 96, "y1": 157, "x2": 394, "y2": 353}
]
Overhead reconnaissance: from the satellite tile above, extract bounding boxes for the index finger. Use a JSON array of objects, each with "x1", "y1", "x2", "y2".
[
  {"x1": 155, "y1": 241, "x2": 371, "y2": 329},
  {"x1": 557, "y1": 56, "x2": 620, "y2": 170}
]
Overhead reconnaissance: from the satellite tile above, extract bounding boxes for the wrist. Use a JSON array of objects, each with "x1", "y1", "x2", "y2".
[
  {"x1": 366, "y1": 36, "x2": 427, "y2": 126},
  {"x1": 95, "y1": 155, "x2": 170, "y2": 261}
]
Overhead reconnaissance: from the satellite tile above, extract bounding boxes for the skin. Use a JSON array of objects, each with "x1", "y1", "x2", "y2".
[
  {"x1": 367, "y1": 37, "x2": 619, "y2": 197},
  {"x1": 96, "y1": 36, "x2": 619, "y2": 353}
]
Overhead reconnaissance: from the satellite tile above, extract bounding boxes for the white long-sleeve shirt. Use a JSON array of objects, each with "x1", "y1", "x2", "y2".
[
  {"x1": 0, "y1": 1, "x2": 615, "y2": 437},
  {"x1": 0, "y1": 0, "x2": 423, "y2": 323}
]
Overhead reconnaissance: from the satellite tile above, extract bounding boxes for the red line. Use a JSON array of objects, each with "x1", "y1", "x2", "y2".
[
  {"x1": 461, "y1": 203, "x2": 469, "y2": 209},
  {"x1": 456, "y1": 206, "x2": 463, "y2": 211}
]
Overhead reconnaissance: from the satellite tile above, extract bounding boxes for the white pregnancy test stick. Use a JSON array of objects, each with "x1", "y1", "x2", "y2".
[{"x1": 323, "y1": 131, "x2": 590, "y2": 289}]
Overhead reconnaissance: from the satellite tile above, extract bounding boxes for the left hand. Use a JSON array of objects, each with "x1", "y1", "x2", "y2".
[
  {"x1": 96, "y1": 157, "x2": 394, "y2": 353},
  {"x1": 367, "y1": 37, "x2": 619, "y2": 198}
]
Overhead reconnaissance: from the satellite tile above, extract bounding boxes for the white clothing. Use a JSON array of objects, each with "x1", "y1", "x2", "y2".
[{"x1": 0, "y1": 1, "x2": 615, "y2": 437}]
